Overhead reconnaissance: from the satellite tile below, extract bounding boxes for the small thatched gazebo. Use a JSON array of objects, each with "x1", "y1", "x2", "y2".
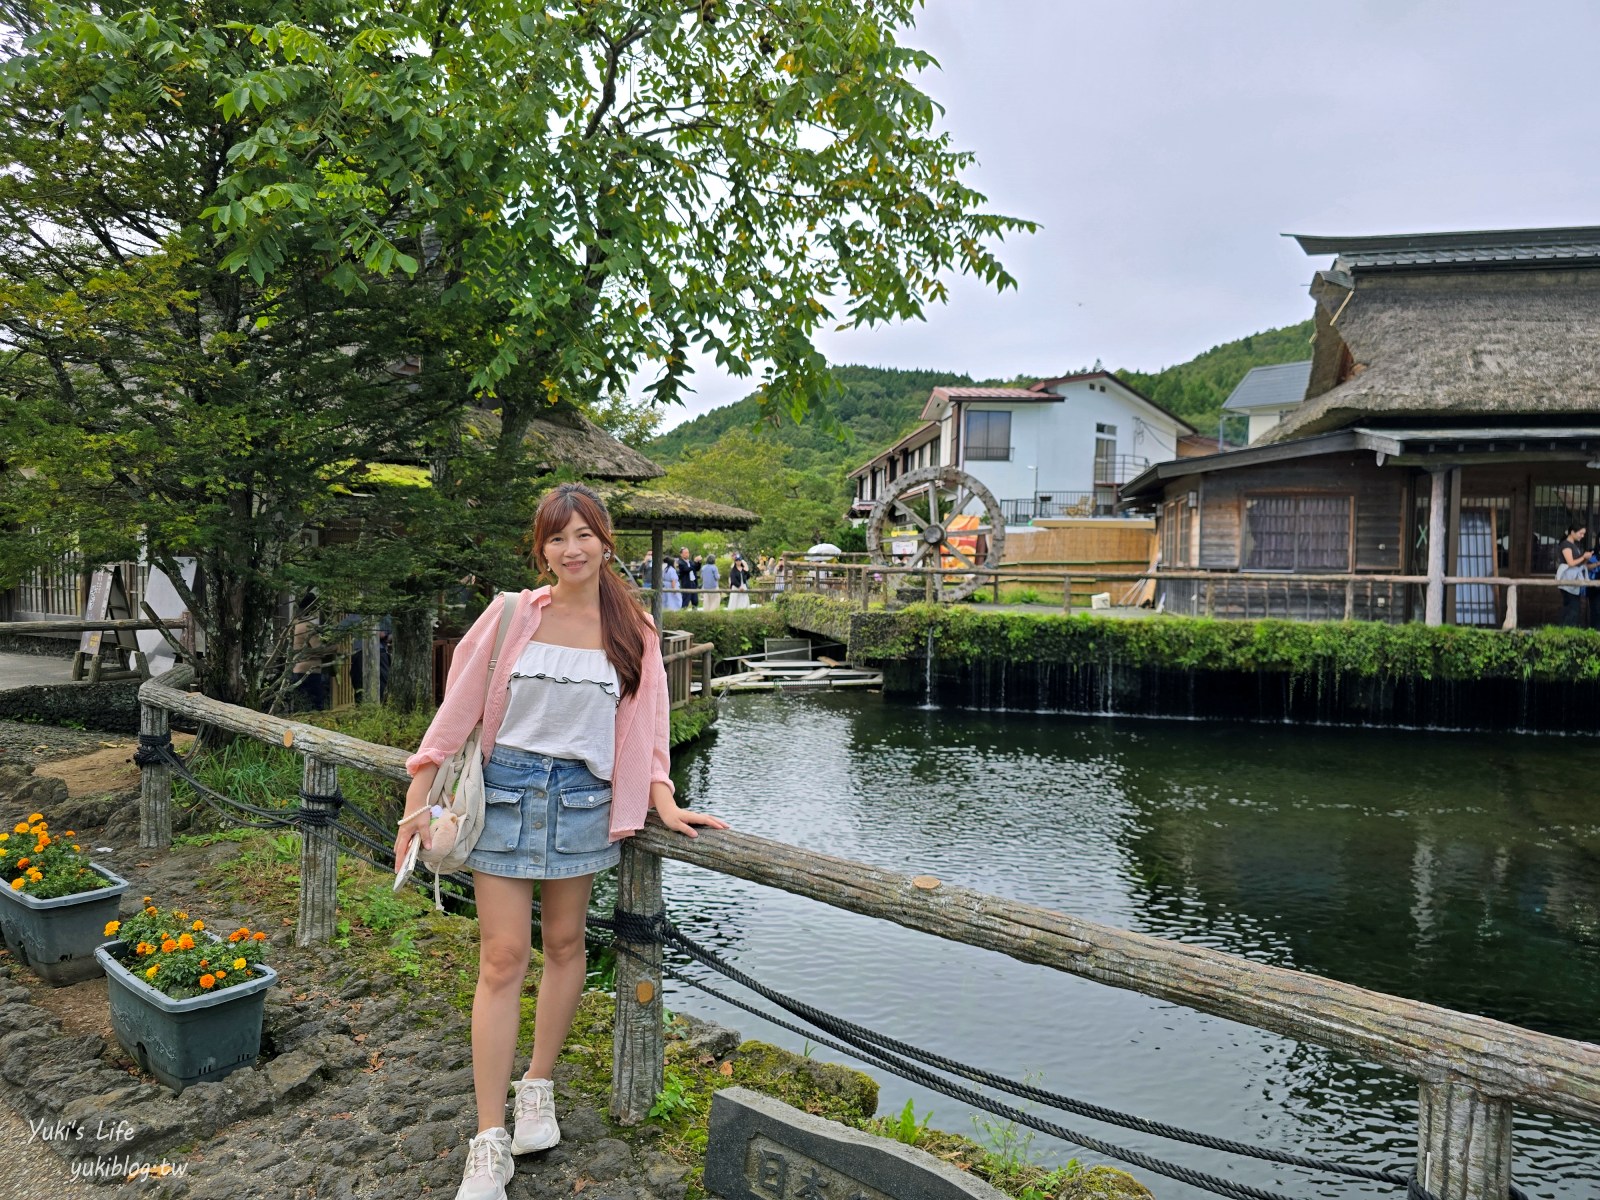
[{"x1": 592, "y1": 486, "x2": 760, "y2": 628}]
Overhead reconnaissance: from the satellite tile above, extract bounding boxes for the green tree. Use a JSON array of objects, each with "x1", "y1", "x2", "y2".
[
  {"x1": 659, "y1": 429, "x2": 841, "y2": 554},
  {"x1": 0, "y1": 0, "x2": 1030, "y2": 704}
]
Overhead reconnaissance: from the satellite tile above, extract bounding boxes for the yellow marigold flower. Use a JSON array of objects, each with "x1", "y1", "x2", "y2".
[
  {"x1": 0, "y1": 833, "x2": 8, "y2": 841},
  {"x1": 176, "y1": 911, "x2": 188, "y2": 920},
  {"x1": 199, "y1": 974, "x2": 215, "y2": 988},
  {"x1": 71, "y1": 844, "x2": 80, "y2": 852},
  {"x1": 233, "y1": 957, "x2": 247, "y2": 970},
  {"x1": 177, "y1": 934, "x2": 195, "y2": 950},
  {"x1": 12, "y1": 823, "x2": 29, "y2": 834},
  {"x1": 104, "y1": 920, "x2": 121, "y2": 936},
  {"x1": 144, "y1": 905, "x2": 158, "y2": 916},
  {"x1": 190, "y1": 919, "x2": 204, "y2": 931},
  {"x1": 9, "y1": 879, "x2": 22, "y2": 890},
  {"x1": 252, "y1": 931, "x2": 267, "y2": 941},
  {"x1": 26, "y1": 813, "x2": 43, "y2": 824},
  {"x1": 27, "y1": 869, "x2": 42, "y2": 881},
  {"x1": 160, "y1": 938, "x2": 178, "y2": 953},
  {"x1": 145, "y1": 965, "x2": 158, "y2": 979}
]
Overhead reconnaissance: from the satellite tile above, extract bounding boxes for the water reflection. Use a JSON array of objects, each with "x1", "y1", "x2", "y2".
[{"x1": 659, "y1": 693, "x2": 1600, "y2": 1200}]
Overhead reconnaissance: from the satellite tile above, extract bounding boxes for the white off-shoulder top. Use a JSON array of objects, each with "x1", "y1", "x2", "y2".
[{"x1": 496, "y1": 640, "x2": 621, "y2": 780}]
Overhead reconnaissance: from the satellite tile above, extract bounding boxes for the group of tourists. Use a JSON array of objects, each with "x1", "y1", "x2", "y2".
[{"x1": 636, "y1": 548, "x2": 761, "y2": 611}]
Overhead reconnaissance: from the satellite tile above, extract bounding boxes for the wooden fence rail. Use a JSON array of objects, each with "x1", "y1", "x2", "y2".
[{"x1": 133, "y1": 665, "x2": 1598, "y2": 1200}]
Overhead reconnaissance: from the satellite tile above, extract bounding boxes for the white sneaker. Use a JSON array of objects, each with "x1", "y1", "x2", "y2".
[
  {"x1": 510, "y1": 1077, "x2": 561, "y2": 1154},
  {"x1": 454, "y1": 1126, "x2": 514, "y2": 1200}
]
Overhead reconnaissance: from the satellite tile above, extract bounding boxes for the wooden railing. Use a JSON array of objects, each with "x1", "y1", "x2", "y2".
[
  {"x1": 133, "y1": 662, "x2": 1598, "y2": 1200},
  {"x1": 775, "y1": 559, "x2": 1600, "y2": 627},
  {"x1": 660, "y1": 632, "x2": 715, "y2": 710}
]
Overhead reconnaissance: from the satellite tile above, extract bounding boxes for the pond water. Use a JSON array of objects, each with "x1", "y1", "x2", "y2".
[{"x1": 656, "y1": 692, "x2": 1600, "y2": 1200}]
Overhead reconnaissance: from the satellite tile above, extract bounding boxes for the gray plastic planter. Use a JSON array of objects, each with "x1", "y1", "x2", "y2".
[
  {"x1": 95, "y1": 936, "x2": 278, "y2": 1094},
  {"x1": 0, "y1": 860, "x2": 130, "y2": 986}
]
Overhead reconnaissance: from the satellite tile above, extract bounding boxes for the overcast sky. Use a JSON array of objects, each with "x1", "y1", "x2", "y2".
[{"x1": 653, "y1": 0, "x2": 1600, "y2": 432}]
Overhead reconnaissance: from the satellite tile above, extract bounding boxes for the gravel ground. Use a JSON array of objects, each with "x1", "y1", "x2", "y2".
[
  {"x1": 0, "y1": 1095, "x2": 101, "y2": 1200},
  {"x1": 0, "y1": 718, "x2": 126, "y2": 770}
]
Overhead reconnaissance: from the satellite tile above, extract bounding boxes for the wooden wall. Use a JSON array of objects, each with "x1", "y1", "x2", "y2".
[{"x1": 1191, "y1": 453, "x2": 1406, "y2": 572}]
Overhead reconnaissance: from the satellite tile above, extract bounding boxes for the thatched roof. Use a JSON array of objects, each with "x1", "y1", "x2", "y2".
[
  {"x1": 465, "y1": 401, "x2": 663, "y2": 481},
  {"x1": 592, "y1": 486, "x2": 760, "y2": 531},
  {"x1": 1263, "y1": 267, "x2": 1600, "y2": 443}
]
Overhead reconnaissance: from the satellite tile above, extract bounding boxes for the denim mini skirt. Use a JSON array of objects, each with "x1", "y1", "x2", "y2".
[{"x1": 463, "y1": 744, "x2": 621, "y2": 880}]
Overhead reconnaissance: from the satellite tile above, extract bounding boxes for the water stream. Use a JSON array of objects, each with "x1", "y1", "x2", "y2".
[{"x1": 658, "y1": 692, "x2": 1600, "y2": 1200}]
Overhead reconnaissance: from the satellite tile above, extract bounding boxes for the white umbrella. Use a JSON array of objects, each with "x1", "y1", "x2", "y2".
[{"x1": 805, "y1": 542, "x2": 843, "y2": 560}]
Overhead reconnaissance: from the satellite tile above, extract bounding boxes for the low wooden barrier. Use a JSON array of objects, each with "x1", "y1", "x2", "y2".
[{"x1": 134, "y1": 664, "x2": 1598, "y2": 1200}]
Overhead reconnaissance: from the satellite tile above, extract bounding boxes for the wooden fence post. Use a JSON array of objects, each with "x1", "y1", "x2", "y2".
[
  {"x1": 1503, "y1": 584, "x2": 1518, "y2": 631},
  {"x1": 611, "y1": 839, "x2": 665, "y2": 1124},
  {"x1": 1416, "y1": 1079, "x2": 1514, "y2": 1200},
  {"x1": 1344, "y1": 580, "x2": 1356, "y2": 621},
  {"x1": 701, "y1": 646, "x2": 714, "y2": 699},
  {"x1": 138, "y1": 702, "x2": 172, "y2": 850},
  {"x1": 296, "y1": 754, "x2": 341, "y2": 948}
]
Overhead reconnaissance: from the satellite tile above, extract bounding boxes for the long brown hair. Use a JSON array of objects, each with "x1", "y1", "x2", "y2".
[{"x1": 530, "y1": 483, "x2": 650, "y2": 699}]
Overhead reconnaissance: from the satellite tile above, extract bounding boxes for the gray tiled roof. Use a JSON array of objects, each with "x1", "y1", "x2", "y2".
[
  {"x1": 1221, "y1": 361, "x2": 1313, "y2": 411},
  {"x1": 1290, "y1": 226, "x2": 1600, "y2": 271}
]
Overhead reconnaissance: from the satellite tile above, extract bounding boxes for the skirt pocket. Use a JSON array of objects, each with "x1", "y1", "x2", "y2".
[
  {"x1": 478, "y1": 784, "x2": 525, "y2": 854},
  {"x1": 554, "y1": 783, "x2": 613, "y2": 855}
]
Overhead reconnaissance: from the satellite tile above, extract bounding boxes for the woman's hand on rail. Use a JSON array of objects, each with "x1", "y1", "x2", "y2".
[{"x1": 650, "y1": 786, "x2": 729, "y2": 839}]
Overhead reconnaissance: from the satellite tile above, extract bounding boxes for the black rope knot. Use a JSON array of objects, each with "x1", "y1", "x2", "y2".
[
  {"x1": 610, "y1": 907, "x2": 667, "y2": 944},
  {"x1": 295, "y1": 787, "x2": 345, "y2": 828},
  {"x1": 132, "y1": 731, "x2": 172, "y2": 767}
]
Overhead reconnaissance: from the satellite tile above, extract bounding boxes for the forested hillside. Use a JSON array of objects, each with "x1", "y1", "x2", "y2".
[{"x1": 1116, "y1": 319, "x2": 1315, "y2": 439}]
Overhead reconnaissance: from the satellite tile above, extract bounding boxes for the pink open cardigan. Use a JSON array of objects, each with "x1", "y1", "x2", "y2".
[{"x1": 403, "y1": 586, "x2": 674, "y2": 842}]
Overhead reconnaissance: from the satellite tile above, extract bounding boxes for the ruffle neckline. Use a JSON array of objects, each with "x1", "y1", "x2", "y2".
[{"x1": 508, "y1": 640, "x2": 620, "y2": 699}]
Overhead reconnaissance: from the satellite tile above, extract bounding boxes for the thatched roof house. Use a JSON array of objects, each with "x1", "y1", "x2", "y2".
[
  {"x1": 1265, "y1": 227, "x2": 1600, "y2": 442},
  {"x1": 1122, "y1": 225, "x2": 1600, "y2": 630},
  {"x1": 464, "y1": 400, "x2": 663, "y2": 481}
]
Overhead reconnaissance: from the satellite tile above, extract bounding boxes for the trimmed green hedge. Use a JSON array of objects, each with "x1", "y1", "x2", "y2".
[
  {"x1": 660, "y1": 607, "x2": 789, "y2": 660},
  {"x1": 829, "y1": 598, "x2": 1600, "y2": 682}
]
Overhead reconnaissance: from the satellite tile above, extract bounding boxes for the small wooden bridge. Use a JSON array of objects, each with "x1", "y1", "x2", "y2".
[{"x1": 124, "y1": 663, "x2": 1599, "y2": 1200}]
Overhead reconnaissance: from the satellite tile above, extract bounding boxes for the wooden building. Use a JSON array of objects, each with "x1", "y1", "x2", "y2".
[{"x1": 1122, "y1": 226, "x2": 1600, "y2": 627}]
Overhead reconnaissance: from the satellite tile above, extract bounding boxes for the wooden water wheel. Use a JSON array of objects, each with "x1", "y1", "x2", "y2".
[{"x1": 866, "y1": 466, "x2": 1006, "y2": 602}]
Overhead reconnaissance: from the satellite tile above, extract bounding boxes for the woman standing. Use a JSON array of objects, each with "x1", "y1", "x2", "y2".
[
  {"x1": 1557, "y1": 523, "x2": 1596, "y2": 627},
  {"x1": 394, "y1": 483, "x2": 727, "y2": 1200},
  {"x1": 727, "y1": 556, "x2": 750, "y2": 610},
  {"x1": 661, "y1": 560, "x2": 682, "y2": 611}
]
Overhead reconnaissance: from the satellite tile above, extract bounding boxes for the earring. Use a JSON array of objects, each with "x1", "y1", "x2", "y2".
[{"x1": 603, "y1": 550, "x2": 612, "y2": 560}]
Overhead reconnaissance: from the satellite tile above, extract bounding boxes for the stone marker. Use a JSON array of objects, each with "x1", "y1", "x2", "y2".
[{"x1": 705, "y1": 1087, "x2": 1006, "y2": 1200}]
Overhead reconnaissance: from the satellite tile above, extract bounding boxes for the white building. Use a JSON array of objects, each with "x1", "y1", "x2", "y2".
[
  {"x1": 1220, "y1": 360, "x2": 1313, "y2": 445},
  {"x1": 849, "y1": 372, "x2": 1195, "y2": 525}
]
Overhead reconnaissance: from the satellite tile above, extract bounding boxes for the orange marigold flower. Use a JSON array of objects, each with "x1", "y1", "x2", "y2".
[
  {"x1": 252, "y1": 931, "x2": 267, "y2": 941},
  {"x1": 160, "y1": 939, "x2": 178, "y2": 953},
  {"x1": 63, "y1": 830, "x2": 74, "y2": 836},
  {"x1": 144, "y1": 906, "x2": 158, "y2": 916},
  {"x1": 103, "y1": 920, "x2": 121, "y2": 937},
  {"x1": 12, "y1": 823, "x2": 29, "y2": 834},
  {"x1": 177, "y1": 934, "x2": 195, "y2": 950},
  {"x1": 199, "y1": 974, "x2": 215, "y2": 988},
  {"x1": 228, "y1": 932, "x2": 242, "y2": 942},
  {"x1": 27, "y1": 869, "x2": 42, "y2": 881},
  {"x1": 198, "y1": 958, "x2": 208, "y2": 967},
  {"x1": 26, "y1": 813, "x2": 43, "y2": 824},
  {"x1": 9, "y1": 879, "x2": 23, "y2": 890},
  {"x1": 190, "y1": 919, "x2": 204, "y2": 931},
  {"x1": 15, "y1": 857, "x2": 28, "y2": 868},
  {"x1": 214, "y1": 969, "x2": 226, "y2": 979}
]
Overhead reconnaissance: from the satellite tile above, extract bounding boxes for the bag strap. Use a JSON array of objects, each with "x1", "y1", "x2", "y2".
[{"x1": 483, "y1": 591, "x2": 517, "y2": 697}]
